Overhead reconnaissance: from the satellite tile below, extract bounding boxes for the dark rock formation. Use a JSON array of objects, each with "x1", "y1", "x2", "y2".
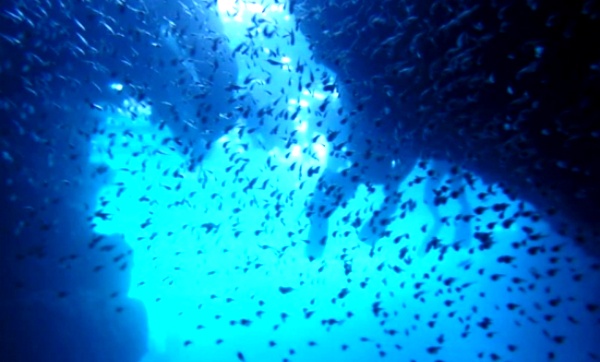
[
  {"x1": 293, "y1": 0, "x2": 600, "y2": 247},
  {"x1": 0, "y1": 291, "x2": 147, "y2": 362}
]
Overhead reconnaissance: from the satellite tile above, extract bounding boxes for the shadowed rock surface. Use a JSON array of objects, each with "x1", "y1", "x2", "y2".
[{"x1": 293, "y1": 0, "x2": 600, "y2": 249}]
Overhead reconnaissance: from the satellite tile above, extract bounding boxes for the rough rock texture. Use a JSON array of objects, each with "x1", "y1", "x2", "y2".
[
  {"x1": 293, "y1": 0, "x2": 600, "y2": 247},
  {"x1": 0, "y1": 291, "x2": 147, "y2": 362}
]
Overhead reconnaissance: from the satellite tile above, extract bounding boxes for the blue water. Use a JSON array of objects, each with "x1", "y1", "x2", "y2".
[{"x1": 1, "y1": 1, "x2": 599, "y2": 361}]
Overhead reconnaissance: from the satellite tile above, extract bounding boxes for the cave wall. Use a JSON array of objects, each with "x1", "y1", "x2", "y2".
[{"x1": 293, "y1": 0, "x2": 600, "y2": 247}]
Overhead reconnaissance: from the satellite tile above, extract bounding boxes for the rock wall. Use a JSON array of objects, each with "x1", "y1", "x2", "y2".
[{"x1": 293, "y1": 0, "x2": 600, "y2": 247}]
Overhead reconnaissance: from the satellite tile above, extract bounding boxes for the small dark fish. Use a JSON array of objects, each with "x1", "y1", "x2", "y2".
[
  {"x1": 267, "y1": 59, "x2": 284, "y2": 66},
  {"x1": 279, "y1": 286, "x2": 293, "y2": 294}
]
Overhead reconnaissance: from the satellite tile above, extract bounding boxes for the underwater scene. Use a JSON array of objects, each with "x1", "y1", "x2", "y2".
[{"x1": 1, "y1": 0, "x2": 600, "y2": 361}]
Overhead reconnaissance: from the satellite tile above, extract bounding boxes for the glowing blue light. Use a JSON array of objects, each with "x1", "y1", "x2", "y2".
[{"x1": 110, "y1": 82, "x2": 123, "y2": 91}]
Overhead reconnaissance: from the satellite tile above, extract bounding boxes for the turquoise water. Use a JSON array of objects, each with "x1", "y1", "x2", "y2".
[{"x1": 2, "y1": 1, "x2": 599, "y2": 361}]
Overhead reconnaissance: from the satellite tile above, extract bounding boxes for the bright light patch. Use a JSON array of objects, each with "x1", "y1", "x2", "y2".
[
  {"x1": 89, "y1": 105, "x2": 328, "y2": 356},
  {"x1": 271, "y1": 3, "x2": 285, "y2": 13},
  {"x1": 290, "y1": 144, "x2": 301, "y2": 157},
  {"x1": 299, "y1": 99, "x2": 309, "y2": 108},
  {"x1": 312, "y1": 140, "x2": 328, "y2": 160},
  {"x1": 110, "y1": 82, "x2": 123, "y2": 91},
  {"x1": 246, "y1": 3, "x2": 264, "y2": 13},
  {"x1": 296, "y1": 121, "x2": 308, "y2": 133},
  {"x1": 217, "y1": 0, "x2": 282, "y2": 23},
  {"x1": 121, "y1": 98, "x2": 152, "y2": 117},
  {"x1": 281, "y1": 56, "x2": 291, "y2": 64},
  {"x1": 217, "y1": 0, "x2": 238, "y2": 15},
  {"x1": 313, "y1": 91, "x2": 326, "y2": 100}
]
